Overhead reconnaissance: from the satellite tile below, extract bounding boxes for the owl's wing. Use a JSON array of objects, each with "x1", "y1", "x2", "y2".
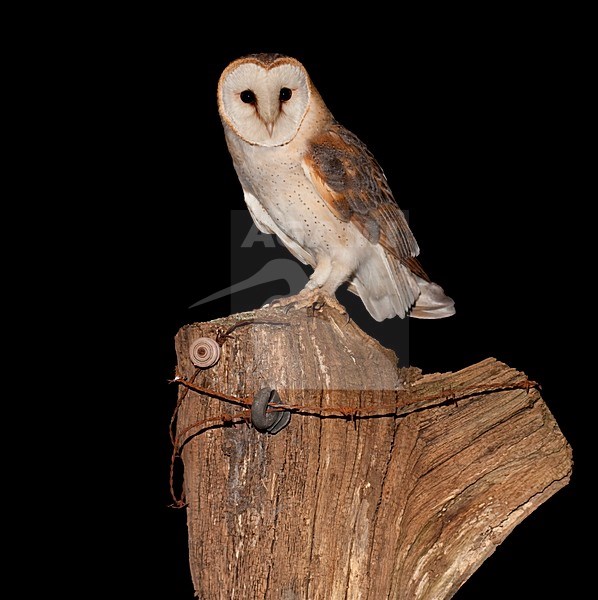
[{"x1": 302, "y1": 124, "x2": 420, "y2": 261}]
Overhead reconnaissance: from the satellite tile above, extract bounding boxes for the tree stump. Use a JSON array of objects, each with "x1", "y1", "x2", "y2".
[{"x1": 173, "y1": 306, "x2": 572, "y2": 599}]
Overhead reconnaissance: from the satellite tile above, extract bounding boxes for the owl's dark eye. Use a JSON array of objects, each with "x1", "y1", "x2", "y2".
[
  {"x1": 240, "y1": 90, "x2": 256, "y2": 104},
  {"x1": 279, "y1": 87, "x2": 292, "y2": 102}
]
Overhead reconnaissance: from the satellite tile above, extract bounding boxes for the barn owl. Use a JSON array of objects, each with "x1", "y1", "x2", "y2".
[{"x1": 217, "y1": 54, "x2": 455, "y2": 321}]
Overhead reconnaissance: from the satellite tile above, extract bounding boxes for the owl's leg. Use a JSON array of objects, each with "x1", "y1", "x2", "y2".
[{"x1": 304, "y1": 257, "x2": 334, "y2": 291}]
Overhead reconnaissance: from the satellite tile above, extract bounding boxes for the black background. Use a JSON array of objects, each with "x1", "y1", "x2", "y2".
[{"x1": 89, "y1": 22, "x2": 584, "y2": 599}]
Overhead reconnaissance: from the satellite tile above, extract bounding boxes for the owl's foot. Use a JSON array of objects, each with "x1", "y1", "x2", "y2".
[{"x1": 268, "y1": 289, "x2": 349, "y2": 321}]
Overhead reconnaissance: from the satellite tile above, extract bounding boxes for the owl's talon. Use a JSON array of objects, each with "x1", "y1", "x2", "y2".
[{"x1": 268, "y1": 290, "x2": 348, "y2": 321}]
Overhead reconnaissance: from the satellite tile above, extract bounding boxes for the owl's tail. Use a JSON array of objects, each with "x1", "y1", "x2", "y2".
[
  {"x1": 350, "y1": 250, "x2": 455, "y2": 321},
  {"x1": 409, "y1": 275, "x2": 455, "y2": 319}
]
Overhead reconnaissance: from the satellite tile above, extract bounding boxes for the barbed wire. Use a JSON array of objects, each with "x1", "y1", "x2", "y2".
[{"x1": 168, "y1": 371, "x2": 539, "y2": 508}]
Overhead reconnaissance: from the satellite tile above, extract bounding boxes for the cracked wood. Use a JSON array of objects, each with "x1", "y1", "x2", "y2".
[{"x1": 173, "y1": 306, "x2": 572, "y2": 599}]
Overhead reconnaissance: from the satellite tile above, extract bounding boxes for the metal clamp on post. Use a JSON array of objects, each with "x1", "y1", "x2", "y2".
[{"x1": 251, "y1": 388, "x2": 291, "y2": 434}]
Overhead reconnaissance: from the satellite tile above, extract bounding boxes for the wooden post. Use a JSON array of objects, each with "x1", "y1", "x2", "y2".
[{"x1": 173, "y1": 306, "x2": 572, "y2": 599}]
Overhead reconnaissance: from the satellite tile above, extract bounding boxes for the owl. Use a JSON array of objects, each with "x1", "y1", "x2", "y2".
[{"x1": 217, "y1": 54, "x2": 455, "y2": 321}]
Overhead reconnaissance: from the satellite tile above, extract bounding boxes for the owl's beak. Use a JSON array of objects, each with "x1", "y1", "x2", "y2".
[{"x1": 260, "y1": 100, "x2": 279, "y2": 137}]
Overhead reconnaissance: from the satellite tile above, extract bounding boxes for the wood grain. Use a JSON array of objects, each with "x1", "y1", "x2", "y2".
[{"x1": 174, "y1": 306, "x2": 571, "y2": 599}]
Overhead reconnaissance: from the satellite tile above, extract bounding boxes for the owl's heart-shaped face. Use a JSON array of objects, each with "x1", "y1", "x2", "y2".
[{"x1": 218, "y1": 56, "x2": 311, "y2": 147}]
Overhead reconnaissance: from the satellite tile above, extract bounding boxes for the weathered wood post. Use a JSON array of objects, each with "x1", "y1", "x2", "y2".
[{"x1": 172, "y1": 305, "x2": 572, "y2": 599}]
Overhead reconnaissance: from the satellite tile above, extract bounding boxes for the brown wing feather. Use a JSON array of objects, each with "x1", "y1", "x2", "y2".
[
  {"x1": 401, "y1": 256, "x2": 431, "y2": 282},
  {"x1": 303, "y1": 124, "x2": 419, "y2": 259}
]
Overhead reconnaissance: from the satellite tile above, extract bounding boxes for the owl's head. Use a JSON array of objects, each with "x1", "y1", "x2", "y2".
[{"x1": 218, "y1": 54, "x2": 312, "y2": 147}]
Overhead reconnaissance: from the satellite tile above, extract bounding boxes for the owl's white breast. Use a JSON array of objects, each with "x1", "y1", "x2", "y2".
[{"x1": 225, "y1": 125, "x2": 370, "y2": 274}]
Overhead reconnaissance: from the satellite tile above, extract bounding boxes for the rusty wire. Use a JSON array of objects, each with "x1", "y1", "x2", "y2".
[
  {"x1": 216, "y1": 319, "x2": 290, "y2": 344},
  {"x1": 167, "y1": 374, "x2": 539, "y2": 508},
  {"x1": 168, "y1": 318, "x2": 290, "y2": 507}
]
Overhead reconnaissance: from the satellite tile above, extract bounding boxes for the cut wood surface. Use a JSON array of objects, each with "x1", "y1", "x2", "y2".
[{"x1": 173, "y1": 305, "x2": 572, "y2": 599}]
